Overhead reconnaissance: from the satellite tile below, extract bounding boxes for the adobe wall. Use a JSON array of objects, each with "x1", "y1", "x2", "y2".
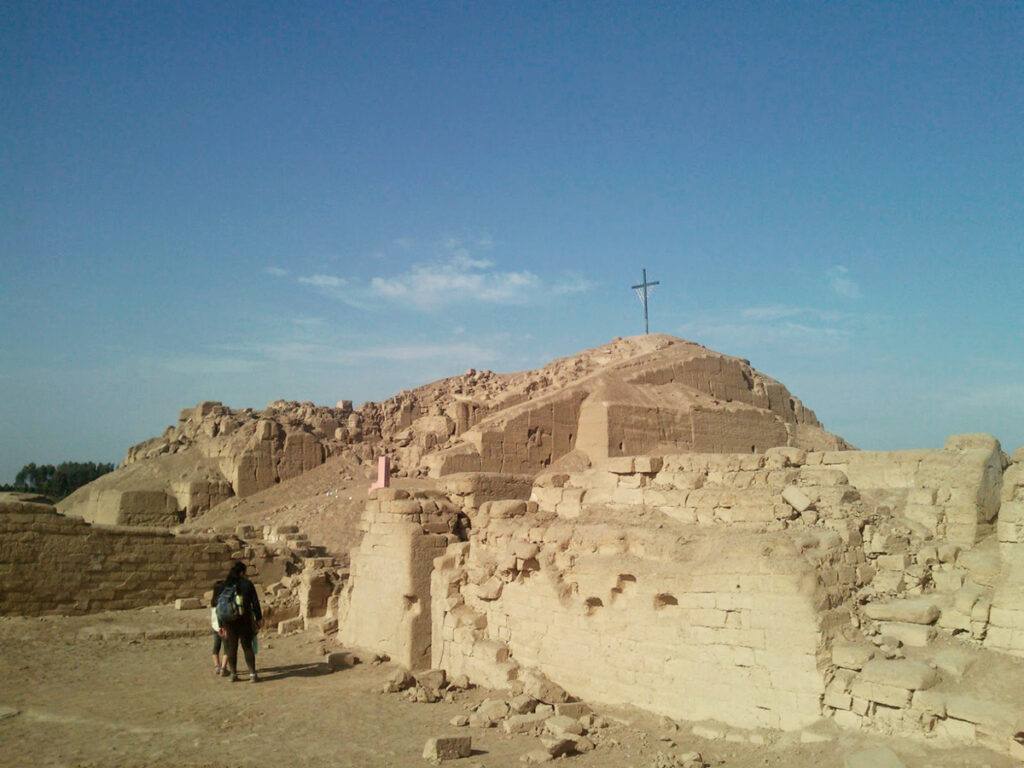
[
  {"x1": 431, "y1": 507, "x2": 855, "y2": 730},
  {"x1": 339, "y1": 436, "x2": 1024, "y2": 752},
  {"x1": 0, "y1": 499, "x2": 231, "y2": 616},
  {"x1": 339, "y1": 489, "x2": 462, "y2": 669}
]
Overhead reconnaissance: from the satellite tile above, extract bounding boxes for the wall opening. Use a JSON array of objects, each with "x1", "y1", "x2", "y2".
[{"x1": 654, "y1": 593, "x2": 678, "y2": 609}]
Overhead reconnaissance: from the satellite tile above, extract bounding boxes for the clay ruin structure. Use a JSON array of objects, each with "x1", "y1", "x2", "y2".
[
  {"x1": 3, "y1": 334, "x2": 1023, "y2": 761},
  {"x1": 55, "y1": 336, "x2": 846, "y2": 525}
]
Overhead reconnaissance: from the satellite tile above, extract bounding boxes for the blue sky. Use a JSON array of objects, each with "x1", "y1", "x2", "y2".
[{"x1": 2, "y1": 1, "x2": 1022, "y2": 483}]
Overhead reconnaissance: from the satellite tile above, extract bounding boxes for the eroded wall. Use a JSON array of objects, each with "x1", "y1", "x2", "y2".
[
  {"x1": 339, "y1": 489, "x2": 461, "y2": 669},
  {"x1": 0, "y1": 499, "x2": 230, "y2": 615},
  {"x1": 339, "y1": 436, "x2": 1024, "y2": 753},
  {"x1": 431, "y1": 509, "x2": 854, "y2": 730}
]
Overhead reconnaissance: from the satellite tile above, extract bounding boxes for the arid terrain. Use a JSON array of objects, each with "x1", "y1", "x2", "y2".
[
  {"x1": 0, "y1": 604, "x2": 1015, "y2": 768},
  {"x1": 5, "y1": 336, "x2": 1024, "y2": 767}
]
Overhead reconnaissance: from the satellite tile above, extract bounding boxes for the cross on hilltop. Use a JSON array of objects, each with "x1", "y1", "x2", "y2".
[{"x1": 631, "y1": 268, "x2": 660, "y2": 334}]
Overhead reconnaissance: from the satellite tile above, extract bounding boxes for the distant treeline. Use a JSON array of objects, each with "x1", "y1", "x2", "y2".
[{"x1": 1, "y1": 461, "x2": 116, "y2": 500}]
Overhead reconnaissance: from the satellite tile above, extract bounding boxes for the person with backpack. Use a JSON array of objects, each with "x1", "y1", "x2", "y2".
[{"x1": 216, "y1": 561, "x2": 263, "y2": 683}]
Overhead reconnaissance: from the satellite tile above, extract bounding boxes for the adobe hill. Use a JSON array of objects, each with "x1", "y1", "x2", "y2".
[{"x1": 57, "y1": 334, "x2": 849, "y2": 529}]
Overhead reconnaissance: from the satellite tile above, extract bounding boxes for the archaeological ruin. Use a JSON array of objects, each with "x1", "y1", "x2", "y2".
[{"x1": 3, "y1": 334, "x2": 1023, "y2": 762}]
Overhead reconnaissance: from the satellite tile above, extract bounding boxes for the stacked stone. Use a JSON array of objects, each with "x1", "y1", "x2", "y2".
[
  {"x1": 0, "y1": 499, "x2": 229, "y2": 616},
  {"x1": 340, "y1": 488, "x2": 461, "y2": 669},
  {"x1": 819, "y1": 434, "x2": 1005, "y2": 548},
  {"x1": 826, "y1": 641, "x2": 1021, "y2": 753},
  {"x1": 532, "y1": 449, "x2": 861, "y2": 532},
  {"x1": 984, "y1": 449, "x2": 1024, "y2": 657},
  {"x1": 430, "y1": 494, "x2": 850, "y2": 731}
]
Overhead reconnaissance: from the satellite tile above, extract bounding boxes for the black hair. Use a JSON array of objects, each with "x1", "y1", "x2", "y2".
[{"x1": 226, "y1": 561, "x2": 247, "y2": 581}]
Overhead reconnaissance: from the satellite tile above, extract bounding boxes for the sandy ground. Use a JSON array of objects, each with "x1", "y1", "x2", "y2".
[{"x1": 0, "y1": 605, "x2": 1017, "y2": 768}]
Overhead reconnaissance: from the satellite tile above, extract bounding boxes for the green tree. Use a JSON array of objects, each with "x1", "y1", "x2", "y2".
[{"x1": 10, "y1": 460, "x2": 115, "y2": 500}]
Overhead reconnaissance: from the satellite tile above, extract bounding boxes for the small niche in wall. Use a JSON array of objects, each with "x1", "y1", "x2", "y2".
[
  {"x1": 584, "y1": 597, "x2": 604, "y2": 616},
  {"x1": 654, "y1": 593, "x2": 678, "y2": 609}
]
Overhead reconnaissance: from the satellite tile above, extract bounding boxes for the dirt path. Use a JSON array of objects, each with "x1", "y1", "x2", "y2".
[{"x1": 0, "y1": 606, "x2": 1015, "y2": 768}]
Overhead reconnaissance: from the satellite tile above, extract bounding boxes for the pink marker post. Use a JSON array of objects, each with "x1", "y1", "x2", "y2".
[{"x1": 368, "y1": 455, "x2": 391, "y2": 492}]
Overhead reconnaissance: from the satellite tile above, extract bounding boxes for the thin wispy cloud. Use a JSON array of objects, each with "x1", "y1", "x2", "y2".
[
  {"x1": 264, "y1": 267, "x2": 288, "y2": 277},
  {"x1": 741, "y1": 305, "x2": 806, "y2": 321},
  {"x1": 156, "y1": 355, "x2": 261, "y2": 376},
  {"x1": 219, "y1": 339, "x2": 499, "y2": 366},
  {"x1": 370, "y1": 253, "x2": 539, "y2": 309},
  {"x1": 678, "y1": 302, "x2": 857, "y2": 355},
  {"x1": 828, "y1": 266, "x2": 862, "y2": 299},
  {"x1": 298, "y1": 274, "x2": 346, "y2": 289},
  {"x1": 552, "y1": 275, "x2": 596, "y2": 295},
  {"x1": 679, "y1": 320, "x2": 848, "y2": 350},
  {"x1": 741, "y1": 305, "x2": 850, "y2": 322},
  {"x1": 293, "y1": 235, "x2": 594, "y2": 311}
]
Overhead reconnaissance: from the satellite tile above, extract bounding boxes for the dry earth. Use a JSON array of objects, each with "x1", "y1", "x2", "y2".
[{"x1": 0, "y1": 606, "x2": 1015, "y2": 768}]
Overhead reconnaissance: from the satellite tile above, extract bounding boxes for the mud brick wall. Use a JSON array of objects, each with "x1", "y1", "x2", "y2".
[
  {"x1": 339, "y1": 489, "x2": 461, "y2": 669},
  {"x1": 818, "y1": 435, "x2": 1004, "y2": 547},
  {"x1": 986, "y1": 449, "x2": 1024, "y2": 657},
  {"x1": 431, "y1": 503, "x2": 861, "y2": 731},
  {"x1": 0, "y1": 500, "x2": 231, "y2": 616}
]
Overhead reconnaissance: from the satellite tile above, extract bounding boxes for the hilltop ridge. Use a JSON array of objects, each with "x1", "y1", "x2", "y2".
[{"x1": 58, "y1": 335, "x2": 849, "y2": 528}]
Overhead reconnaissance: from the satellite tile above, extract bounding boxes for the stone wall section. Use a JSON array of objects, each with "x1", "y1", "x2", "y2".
[
  {"x1": 430, "y1": 504, "x2": 859, "y2": 730},
  {"x1": 339, "y1": 489, "x2": 462, "y2": 669},
  {"x1": 0, "y1": 499, "x2": 230, "y2": 615},
  {"x1": 986, "y1": 448, "x2": 1024, "y2": 657},
  {"x1": 336, "y1": 433, "x2": 1024, "y2": 754},
  {"x1": 817, "y1": 434, "x2": 1004, "y2": 548}
]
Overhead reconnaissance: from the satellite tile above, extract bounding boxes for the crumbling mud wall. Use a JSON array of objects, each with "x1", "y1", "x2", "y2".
[
  {"x1": 431, "y1": 512, "x2": 853, "y2": 730},
  {"x1": 0, "y1": 498, "x2": 230, "y2": 615},
  {"x1": 0, "y1": 497, "x2": 341, "y2": 620},
  {"x1": 339, "y1": 489, "x2": 463, "y2": 669},
  {"x1": 340, "y1": 435, "x2": 1024, "y2": 755}
]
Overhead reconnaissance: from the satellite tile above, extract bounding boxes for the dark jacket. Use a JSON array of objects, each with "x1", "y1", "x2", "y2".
[{"x1": 218, "y1": 575, "x2": 262, "y2": 625}]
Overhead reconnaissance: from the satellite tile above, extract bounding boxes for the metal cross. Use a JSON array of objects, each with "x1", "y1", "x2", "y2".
[{"x1": 631, "y1": 268, "x2": 660, "y2": 334}]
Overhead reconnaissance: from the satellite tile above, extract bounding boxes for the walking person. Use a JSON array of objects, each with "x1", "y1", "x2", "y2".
[
  {"x1": 210, "y1": 579, "x2": 228, "y2": 675},
  {"x1": 215, "y1": 561, "x2": 263, "y2": 683}
]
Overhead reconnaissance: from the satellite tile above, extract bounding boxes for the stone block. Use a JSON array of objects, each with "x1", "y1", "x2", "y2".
[
  {"x1": 945, "y1": 694, "x2": 1013, "y2": 726},
  {"x1": 522, "y1": 669, "x2": 570, "y2": 704},
  {"x1": 174, "y1": 597, "x2": 202, "y2": 610},
  {"x1": 605, "y1": 456, "x2": 638, "y2": 474},
  {"x1": 277, "y1": 617, "x2": 305, "y2": 634},
  {"x1": 327, "y1": 651, "x2": 357, "y2": 669},
  {"x1": 824, "y1": 690, "x2": 853, "y2": 710},
  {"x1": 862, "y1": 597, "x2": 940, "y2": 625},
  {"x1": 422, "y1": 736, "x2": 472, "y2": 761},
  {"x1": 520, "y1": 749, "x2": 552, "y2": 764},
  {"x1": 876, "y1": 621, "x2": 935, "y2": 647},
  {"x1": 912, "y1": 689, "x2": 946, "y2": 717},
  {"x1": 782, "y1": 486, "x2": 814, "y2": 513},
  {"x1": 415, "y1": 668, "x2": 447, "y2": 692},
  {"x1": 858, "y1": 659, "x2": 940, "y2": 691},
  {"x1": 849, "y1": 680, "x2": 912, "y2": 709},
  {"x1": 832, "y1": 709, "x2": 862, "y2": 730},
  {"x1": 476, "y1": 698, "x2": 510, "y2": 723},
  {"x1": 540, "y1": 736, "x2": 576, "y2": 757},
  {"x1": 875, "y1": 554, "x2": 910, "y2": 571},
  {"x1": 509, "y1": 695, "x2": 538, "y2": 715},
  {"x1": 634, "y1": 456, "x2": 664, "y2": 474},
  {"x1": 545, "y1": 714, "x2": 584, "y2": 737},
  {"x1": 832, "y1": 643, "x2": 874, "y2": 671},
  {"x1": 502, "y1": 711, "x2": 548, "y2": 734},
  {"x1": 553, "y1": 701, "x2": 592, "y2": 718}
]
